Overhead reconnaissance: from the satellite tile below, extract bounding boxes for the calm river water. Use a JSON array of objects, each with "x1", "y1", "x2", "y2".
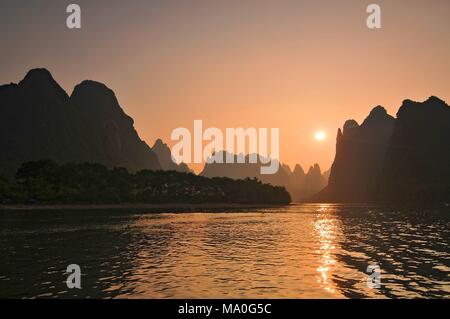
[{"x1": 1, "y1": 204, "x2": 449, "y2": 298}]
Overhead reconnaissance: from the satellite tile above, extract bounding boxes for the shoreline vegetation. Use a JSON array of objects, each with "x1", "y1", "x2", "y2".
[
  {"x1": 0, "y1": 203, "x2": 290, "y2": 211},
  {"x1": 2, "y1": 202, "x2": 448, "y2": 211},
  {"x1": 0, "y1": 160, "x2": 292, "y2": 206}
]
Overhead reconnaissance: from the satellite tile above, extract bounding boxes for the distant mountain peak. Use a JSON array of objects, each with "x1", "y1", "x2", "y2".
[
  {"x1": 362, "y1": 105, "x2": 394, "y2": 127},
  {"x1": 21, "y1": 68, "x2": 54, "y2": 83},
  {"x1": 343, "y1": 119, "x2": 359, "y2": 136},
  {"x1": 71, "y1": 80, "x2": 114, "y2": 97},
  {"x1": 307, "y1": 164, "x2": 322, "y2": 175},
  {"x1": 401, "y1": 96, "x2": 447, "y2": 106},
  {"x1": 424, "y1": 96, "x2": 449, "y2": 110},
  {"x1": 19, "y1": 68, "x2": 68, "y2": 100},
  {"x1": 151, "y1": 138, "x2": 192, "y2": 173},
  {"x1": 368, "y1": 105, "x2": 388, "y2": 117},
  {"x1": 426, "y1": 96, "x2": 447, "y2": 104},
  {"x1": 281, "y1": 164, "x2": 292, "y2": 175},
  {"x1": 70, "y1": 79, "x2": 130, "y2": 122},
  {"x1": 293, "y1": 164, "x2": 305, "y2": 176},
  {"x1": 152, "y1": 138, "x2": 166, "y2": 148},
  {"x1": 398, "y1": 96, "x2": 449, "y2": 118}
]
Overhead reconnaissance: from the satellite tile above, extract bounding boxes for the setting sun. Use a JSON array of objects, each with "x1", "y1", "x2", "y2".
[{"x1": 315, "y1": 131, "x2": 326, "y2": 141}]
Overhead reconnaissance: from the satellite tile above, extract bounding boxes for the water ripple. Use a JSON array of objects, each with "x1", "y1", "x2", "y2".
[{"x1": 0, "y1": 205, "x2": 449, "y2": 298}]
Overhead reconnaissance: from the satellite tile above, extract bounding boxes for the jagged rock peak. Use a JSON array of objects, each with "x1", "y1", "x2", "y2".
[
  {"x1": 293, "y1": 164, "x2": 305, "y2": 176},
  {"x1": 19, "y1": 68, "x2": 68, "y2": 99},
  {"x1": 426, "y1": 95, "x2": 448, "y2": 106},
  {"x1": 307, "y1": 164, "x2": 322, "y2": 175},
  {"x1": 153, "y1": 138, "x2": 166, "y2": 148},
  {"x1": 21, "y1": 68, "x2": 55, "y2": 84},
  {"x1": 398, "y1": 96, "x2": 449, "y2": 118},
  {"x1": 402, "y1": 96, "x2": 447, "y2": 107},
  {"x1": 362, "y1": 105, "x2": 394, "y2": 126},
  {"x1": 370, "y1": 105, "x2": 387, "y2": 114},
  {"x1": 282, "y1": 164, "x2": 292, "y2": 175},
  {"x1": 343, "y1": 119, "x2": 359, "y2": 135},
  {"x1": 71, "y1": 80, "x2": 115, "y2": 97},
  {"x1": 367, "y1": 105, "x2": 389, "y2": 119},
  {"x1": 70, "y1": 79, "x2": 130, "y2": 121}
]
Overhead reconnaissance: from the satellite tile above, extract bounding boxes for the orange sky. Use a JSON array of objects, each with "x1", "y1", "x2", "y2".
[{"x1": 1, "y1": 0, "x2": 449, "y2": 173}]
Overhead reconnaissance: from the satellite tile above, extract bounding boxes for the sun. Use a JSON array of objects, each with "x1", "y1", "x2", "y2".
[{"x1": 314, "y1": 131, "x2": 326, "y2": 141}]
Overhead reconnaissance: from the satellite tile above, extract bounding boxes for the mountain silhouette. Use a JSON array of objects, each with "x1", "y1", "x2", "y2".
[
  {"x1": 287, "y1": 163, "x2": 328, "y2": 202},
  {"x1": 200, "y1": 151, "x2": 290, "y2": 187},
  {"x1": 317, "y1": 105, "x2": 394, "y2": 202},
  {"x1": 380, "y1": 96, "x2": 450, "y2": 203},
  {"x1": 201, "y1": 151, "x2": 328, "y2": 201},
  {"x1": 152, "y1": 138, "x2": 192, "y2": 173},
  {"x1": 0, "y1": 68, "x2": 160, "y2": 177},
  {"x1": 316, "y1": 97, "x2": 450, "y2": 203}
]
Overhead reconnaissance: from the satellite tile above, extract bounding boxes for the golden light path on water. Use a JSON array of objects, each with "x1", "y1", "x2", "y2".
[
  {"x1": 1, "y1": 204, "x2": 448, "y2": 298},
  {"x1": 112, "y1": 204, "x2": 388, "y2": 298},
  {"x1": 314, "y1": 205, "x2": 339, "y2": 295},
  {"x1": 312, "y1": 205, "x2": 383, "y2": 299}
]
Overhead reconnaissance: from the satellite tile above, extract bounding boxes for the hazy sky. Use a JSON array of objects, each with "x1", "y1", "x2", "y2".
[{"x1": 1, "y1": 0, "x2": 449, "y2": 172}]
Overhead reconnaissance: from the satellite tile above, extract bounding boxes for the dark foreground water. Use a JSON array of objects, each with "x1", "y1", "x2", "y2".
[{"x1": 0, "y1": 204, "x2": 449, "y2": 298}]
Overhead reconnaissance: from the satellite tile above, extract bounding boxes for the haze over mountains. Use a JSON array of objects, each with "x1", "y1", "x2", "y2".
[
  {"x1": 152, "y1": 139, "x2": 192, "y2": 173},
  {"x1": 201, "y1": 151, "x2": 329, "y2": 202}
]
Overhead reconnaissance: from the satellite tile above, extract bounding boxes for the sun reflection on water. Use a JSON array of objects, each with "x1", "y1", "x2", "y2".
[
  {"x1": 1, "y1": 205, "x2": 448, "y2": 298},
  {"x1": 314, "y1": 205, "x2": 339, "y2": 295}
]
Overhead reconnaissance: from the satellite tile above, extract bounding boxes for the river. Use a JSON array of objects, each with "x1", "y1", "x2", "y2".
[{"x1": 1, "y1": 204, "x2": 449, "y2": 298}]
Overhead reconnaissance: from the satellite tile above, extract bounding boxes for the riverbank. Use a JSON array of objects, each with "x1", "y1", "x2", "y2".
[{"x1": 0, "y1": 203, "x2": 290, "y2": 211}]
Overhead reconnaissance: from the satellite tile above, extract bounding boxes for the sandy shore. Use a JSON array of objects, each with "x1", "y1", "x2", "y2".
[{"x1": 0, "y1": 203, "x2": 290, "y2": 211}]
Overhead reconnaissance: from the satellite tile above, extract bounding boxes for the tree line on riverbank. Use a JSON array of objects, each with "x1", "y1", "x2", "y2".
[{"x1": 0, "y1": 160, "x2": 291, "y2": 205}]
